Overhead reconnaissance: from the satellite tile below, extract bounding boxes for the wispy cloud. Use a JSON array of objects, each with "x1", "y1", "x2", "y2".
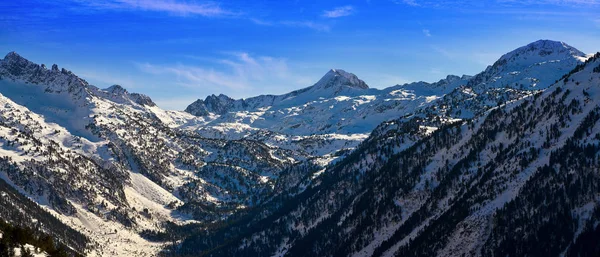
[
  {"x1": 138, "y1": 62, "x2": 249, "y2": 91},
  {"x1": 400, "y1": 0, "x2": 420, "y2": 6},
  {"x1": 71, "y1": 0, "x2": 235, "y2": 17},
  {"x1": 422, "y1": 29, "x2": 432, "y2": 37},
  {"x1": 54, "y1": 1, "x2": 335, "y2": 31},
  {"x1": 280, "y1": 21, "x2": 331, "y2": 31},
  {"x1": 136, "y1": 52, "x2": 305, "y2": 94},
  {"x1": 322, "y1": 6, "x2": 355, "y2": 18},
  {"x1": 251, "y1": 18, "x2": 331, "y2": 32}
]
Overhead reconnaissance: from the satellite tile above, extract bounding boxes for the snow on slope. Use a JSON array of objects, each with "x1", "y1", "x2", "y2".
[
  {"x1": 0, "y1": 40, "x2": 593, "y2": 257},
  {"x1": 183, "y1": 69, "x2": 469, "y2": 136},
  {"x1": 0, "y1": 89, "x2": 178, "y2": 256},
  {"x1": 176, "y1": 41, "x2": 586, "y2": 160},
  {"x1": 173, "y1": 42, "x2": 597, "y2": 257},
  {"x1": 175, "y1": 70, "x2": 471, "y2": 160},
  {"x1": 0, "y1": 52, "x2": 311, "y2": 256}
]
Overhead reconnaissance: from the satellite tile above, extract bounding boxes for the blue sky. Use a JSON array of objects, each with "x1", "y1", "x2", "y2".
[{"x1": 1, "y1": 0, "x2": 600, "y2": 110}]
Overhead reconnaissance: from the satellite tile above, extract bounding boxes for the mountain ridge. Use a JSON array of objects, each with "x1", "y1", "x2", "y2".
[
  {"x1": 176, "y1": 49, "x2": 600, "y2": 257},
  {"x1": 0, "y1": 40, "x2": 597, "y2": 257}
]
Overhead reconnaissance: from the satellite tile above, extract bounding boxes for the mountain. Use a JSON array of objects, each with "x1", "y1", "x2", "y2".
[
  {"x1": 175, "y1": 50, "x2": 600, "y2": 257},
  {"x1": 185, "y1": 69, "x2": 370, "y2": 117},
  {"x1": 178, "y1": 40, "x2": 585, "y2": 159},
  {"x1": 0, "y1": 40, "x2": 597, "y2": 257},
  {"x1": 178, "y1": 70, "x2": 471, "y2": 161},
  {"x1": 0, "y1": 52, "x2": 312, "y2": 256},
  {"x1": 411, "y1": 40, "x2": 587, "y2": 120},
  {"x1": 183, "y1": 69, "x2": 467, "y2": 136}
]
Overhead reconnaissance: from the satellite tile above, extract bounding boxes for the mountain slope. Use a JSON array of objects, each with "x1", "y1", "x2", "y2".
[
  {"x1": 0, "y1": 40, "x2": 594, "y2": 257},
  {"x1": 179, "y1": 40, "x2": 585, "y2": 161},
  {"x1": 174, "y1": 52, "x2": 600, "y2": 257},
  {"x1": 0, "y1": 52, "x2": 314, "y2": 256},
  {"x1": 183, "y1": 69, "x2": 469, "y2": 138}
]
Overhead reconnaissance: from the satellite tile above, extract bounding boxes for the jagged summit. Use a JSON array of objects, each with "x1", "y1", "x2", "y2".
[
  {"x1": 184, "y1": 94, "x2": 234, "y2": 116},
  {"x1": 185, "y1": 69, "x2": 369, "y2": 116},
  {"x1": 103, "y1": 84, "x2": 156, "y2": 106},
  {"x1": 2, "y1": 51, "x2": 59, "y2": 72},
  {"x1": 106, "y1": 84, "x2": 128, "y2": 94},
  {"x1": 311, "y1": 69, "x2": 369, "y2": 91},
  {"x1": 4, "y1": 51, "x2": 22, "y2": 60},
  {"x1": 0, "y1": 52, "x2": 155, "y2": 107},
  {"x1": 445, "y1": 74, "x2": 471, "y2": 82}
]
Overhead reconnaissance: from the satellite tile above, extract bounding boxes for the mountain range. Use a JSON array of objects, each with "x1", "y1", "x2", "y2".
[{"x1": 0, "y1": 40, "x2": 599, "y2": 257}]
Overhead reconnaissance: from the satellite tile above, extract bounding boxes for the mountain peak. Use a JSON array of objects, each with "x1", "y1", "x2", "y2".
[
  {"x1": 493, "y1": 40, "x2": 585, "y2": 69},
  {"x1": 3, "y1": 51, "x2": 33, "y2": 66},
  {"x1": 312, "y1": 69, "x2": 369, "y2": 91},
  {"x1": 106, "y1": 84, "x2": 128, "y2": 94},
  {"x1": 184, "y1": 94, "x2": 235, "y2": 116},
  {"x1": 520, "y1": 39, "x2": 583, "y2": 56},
  {"x1": 103, "y1": 84, "x2": 156, "y2": 107},
  {"x1": 4, "y1": 51, "x2": 22, "y2": 60}
]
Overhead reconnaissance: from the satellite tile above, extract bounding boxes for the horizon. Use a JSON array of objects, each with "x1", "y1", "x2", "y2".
[{"x1": 2, "y1": 1, "x2": 600, "y2": 110}]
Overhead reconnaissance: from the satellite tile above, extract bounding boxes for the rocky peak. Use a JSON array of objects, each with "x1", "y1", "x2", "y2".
[
  {"x1": 204, "y1": 94, "x2": 234, "y2": 114},
  {"x1": 184, "y1": 99, "x2": 210, "y2": 116},
  {"x1": 106, "y1": 85, "x2": 129, "y2": 95},
  {"x1": 130, "y1": 93, "x2": 156, "y2": 107},
  {"x1": 4, "y1": 51, "x2": 25, "y2": 62},
  {"x1": 185, "y1": 94, "x2": 235, "y2": 116},
  {"x1": 311, "y1": 69, "x2": 369, "y2": 92},
  {"x1": 104, "y1": 85, "x2": 156, "y2": 106}
]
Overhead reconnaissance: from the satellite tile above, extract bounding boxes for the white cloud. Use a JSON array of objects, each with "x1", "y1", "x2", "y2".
[
  {"x1": 422, "y1": 29, "x2": 432, "y2": 37},
  {"x1": 322, "y1": 6, "x2": 355, "y2": 18},
  {"x1": 138, "y1": 62, "x2": 249, "y2": 90},
  {"x1": 251, "y1": 18, "x2": 330, "y2": 31},
  {"x1": 401, "y1": 0, "x2": 420, "y2": 6},
  {"x1": 280, "y1": 21, "x2": 331, "y2": 31},
  {"x1": 136, "y1": 53, "x2": 303, "y2": 93},
  {"x1": 72, "y1": 0, "x2": 234, "y2": 17}
]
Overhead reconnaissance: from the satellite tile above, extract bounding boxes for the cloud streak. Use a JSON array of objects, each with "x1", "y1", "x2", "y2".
[
  {"x1": 251, "y1": 18, "x2": 331, "y2": 32},
  {"x1": 136, "y1": 53, "x2": 305, "y2": 94},
  {"x1": 59, "y1": 1, "x2": 334, "y2": 31},
  {"x1": 71, "y1": 0, "x2": 235, "y2": 17},
  {"x1": 322, "y1": 6, "x2": 355, "y2": 18}
]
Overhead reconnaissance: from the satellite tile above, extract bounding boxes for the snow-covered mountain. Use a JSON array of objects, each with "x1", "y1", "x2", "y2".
[
  {"x1": 178, "y1": 40, "x2": 586, "y2": 160},
  {"x1": 176, "y1": 49, "x2": 600, "y2": 257},
  {"x1": 0, "y1": 40, "x2": 597, "y2": 257},
  {"x1": 422, "y1": 39, "x2": 588, "y2": 119},
  {"x1": 0, "y1": 52, "x2": 312, "y2": 256},
  {"x1": 183, "y1": 69, "x2": 469, "y2": 137}
]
